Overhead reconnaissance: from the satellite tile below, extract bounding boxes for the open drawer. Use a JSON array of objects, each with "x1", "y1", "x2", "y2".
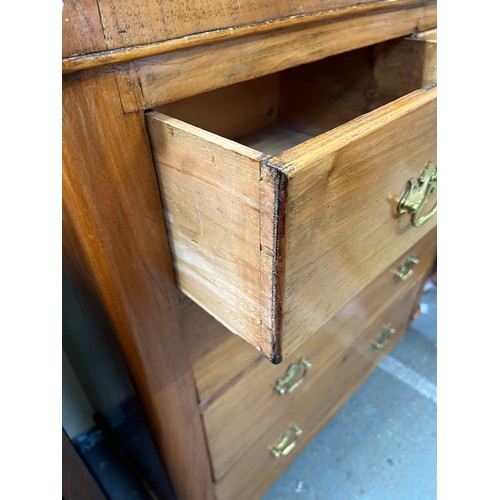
[{"x1": 146, "y1": 31, "x2": 437, "y2": 363}]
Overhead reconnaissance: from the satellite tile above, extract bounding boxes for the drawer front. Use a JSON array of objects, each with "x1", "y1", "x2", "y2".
[
  {"x1": 147, "y1": 38, "x2": 437, "y2": 362},
  {"x1": 215, "y1": 274, "x2": 426, "y2": 500},
  {"x1": 277, "y1": 86, "x2": 437, "y2": 358},
  {"x1": 201, "y1": 229, "x2": 435, "y2": 479}
]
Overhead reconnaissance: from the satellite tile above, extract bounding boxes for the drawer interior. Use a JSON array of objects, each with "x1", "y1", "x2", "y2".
[
  {"x1": 154, "y1": 31, "x2": 436, "y2": 156},
  {"x1": 147, "y1": 30, "x2": 437, "y2": 363}
]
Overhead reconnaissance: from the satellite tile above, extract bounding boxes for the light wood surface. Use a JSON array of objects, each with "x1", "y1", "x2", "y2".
[
  {"x1": 156, "y1": 75, "x2": 279, "y2": 140},
  {"x1": 373, "y1": 30, "x2": 437, "y2": 107},
  {"x1": 277, "y1": 46, "x2": 382, "y2": 136},
  {"x1": 412, "y1": 28, "x2": 437, "y2": 41},
  {"x1": 276, "y1": 86, "x2": 437, "y2": 358},
  {"x1": 184, "y1": 227, "x2": 436, "y2": 404},
  {"x1": 146, "y1": 113, "x2": 272, "y2": 353},
  {"x1": 62, "y1": 0, "x2": 105, "y2": 58},
  {"x1": 62, "y1": 0, "x2": 435, "y2": 74},
  {"x1": 187, "y1": 228, "x2": 435, "y2": 479},
  {"x1": 181, "y1": 294, "x2": 265, "y2": 407},
  {"x1": 148, "y1": 57, "x2": 437, "y2": 361},
  {"x1": 116, "y1": 3, "x2": 436, "y2": 111},
  {"x1": 239, "y1": 126, "x2": 312, "y2": 156},
  {"x1": 62, "y1": 2, "x2": 438, "y2": 497},
  {"x1": 215, "y1": 276, "x2": 425, "y2": 500},
  {"x1": 62, "y1": 69, "x2": 214, "y2": 500},
  {"x1": 97, "y1": 0, "x2": 379, "y2": 50}
]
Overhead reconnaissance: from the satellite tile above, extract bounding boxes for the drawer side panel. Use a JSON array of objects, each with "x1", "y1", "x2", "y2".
[{"x1": 146, "y1": 112, "x2": 268, "y2": 349}]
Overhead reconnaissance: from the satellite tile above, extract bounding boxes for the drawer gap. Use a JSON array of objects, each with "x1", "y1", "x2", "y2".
[{"x1": 154, "y1": 31, "x2": 436, "y2": 157}]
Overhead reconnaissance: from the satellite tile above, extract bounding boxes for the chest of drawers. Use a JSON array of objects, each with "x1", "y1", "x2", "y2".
[{"x1": 62, "y1": 2, "x2": 437, "y2": 498}]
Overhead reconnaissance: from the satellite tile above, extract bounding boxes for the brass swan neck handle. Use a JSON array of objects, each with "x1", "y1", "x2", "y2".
[{"x1": 397, "y1": 161, "x2": 437, "y2": 227}]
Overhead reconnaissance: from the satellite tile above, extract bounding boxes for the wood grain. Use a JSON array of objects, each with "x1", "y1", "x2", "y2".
[
  {"x1": 184, "y1": 227, "x2": 435, "y2": 404},
  {"x1": 373, "y1": 29, "x2": 437, "y2": 106},
  {"x1": 97, "y1": 0, "x2": 380, "y2": 50},
  {"x1": 278, "y1": 33, "x2": 437, "y2": 134},
  {"x1": 62, "y1": 0, "x2": 434, "y2": 73},
  {"x1": 187, "y1": 228, "x2": 435, "y2": 479},
  {"x1": 62, "y1": 68, "x2": 214, "y2": 500},
  {"x1": 277, "y1": 46, "x2": 381, "y2": 136},
  {"x1": 145, "y1": 112, "x2": 275, "y2": 356},
  {"x1": 275, "y1": 85, "x2": 437, "y2": 358},
  {"x1": 62, "y1": 0, "x2": 106, "y2": 58},
  {"x1": 156, "y1": 75, "x2": 279, "y2": 140},
  {"x1": 239, "y1": 126, "x2": 313, "y2": 156},
  {"x1": 215, "y1": 275, "x2": 426, "y2": 500},
  {"x1": 116, "y1": 3, "x2": 437, "y2": 111},
  {"x1": 149, "y1": 81, "x2": 436, "y2": 361},
  {"x1": 181, "y1": 295, "x2": 265, "y2": 405}
]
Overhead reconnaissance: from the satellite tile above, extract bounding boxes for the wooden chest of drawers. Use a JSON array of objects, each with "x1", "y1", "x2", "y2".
[
  {"x1": 147, "y1": 36, "x2": 436, "y2": 362},
  {"x1": 62, "y1": 1, "x2": 437, "y2": 498}
]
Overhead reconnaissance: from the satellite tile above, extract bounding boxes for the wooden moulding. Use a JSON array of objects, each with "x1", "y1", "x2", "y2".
[
  {"x1": 114, "y1": 1, "x2": 436, "y2": 112},
  {"x1": 62, "y1": 0, "x2": 436, "y2": 75}
]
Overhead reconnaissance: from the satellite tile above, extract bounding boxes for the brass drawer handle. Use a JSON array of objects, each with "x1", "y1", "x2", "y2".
[
  {"x1": 274, "y1": 356, "x2": 312, "y2": 395},
  {"x1": 372, "y1": 324, "x2": 397, "y2": 350},
  {"x1": 397, "y1": 161, "x2": 437, "y2": 227},
  {"x1": 393, "y1": 255, "x2": 420, "y2": 281},
  {"x1": 270, "y1": 424, "x2": 303, "y2": 458}
]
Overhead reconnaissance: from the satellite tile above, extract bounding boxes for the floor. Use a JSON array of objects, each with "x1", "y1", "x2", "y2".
[{"x1": 76, "y1": 281, "x2": 436, "y2": 500}]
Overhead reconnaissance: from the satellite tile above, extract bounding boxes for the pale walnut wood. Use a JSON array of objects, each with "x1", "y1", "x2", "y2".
[
  {"x1": 156, "y1": 75, "x2": 280, "y2": 140},
  {"x1": 373, "y1": 29, "x2": 437, "y2": 107},
  {"x1": 97, "y1": 0, "x2": 382, "y2": 50},
  {"x1": 239, "y1": 126, "x2": 312, "y2": 156},
  {"x1": 215, "y1": 276, "x2": 426, "y2": 500},
  {"x1": 185, "y1": 228, "x2": 435, "y2": 479},
  {"x1": 62, "y1": 0, "x2": 435, "y2": 74},
  {"x1": 184, "y1": 227, "x2": 436, "y2": 405},
  {"x1": 276, "y1": 85, "x2": 437, "y2": 358},
  {"x1": 62, "y1": 2, "x2": 438, "y2": 496},
  {"x1": 116, "y1": 3, "x2": 436, "y2": 111},
  {"x1": 147, "y1": 44, "x2": 437, "y2": 361},
  {"x1": 62, "y1": 0, "x2": 105, "y2": 58},
  {"x1": 62, "y1": 68, "x2": 214, "y2": 500},
  {"x1": 145, "y1": 113, "x2": 271, "y2": 354},
  {"x1": 275, "y1": 35, "x2": 436, "y2": 135}
]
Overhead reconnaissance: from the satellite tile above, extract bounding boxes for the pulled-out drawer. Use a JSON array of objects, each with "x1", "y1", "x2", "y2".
[
  {"x1": 147, "y1": 33, "x2": 437, "y2": 362},
  {"x1": 184, "y1": 227, "x2": 435, "y2": 479},
  {"x1": 214, "y1": 273, "x2": 427, "y2": 500}
]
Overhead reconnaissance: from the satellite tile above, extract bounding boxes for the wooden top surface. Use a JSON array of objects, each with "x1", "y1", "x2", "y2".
[{"x1": 62, "y1": 0, "x2": 436, "y2": 73}]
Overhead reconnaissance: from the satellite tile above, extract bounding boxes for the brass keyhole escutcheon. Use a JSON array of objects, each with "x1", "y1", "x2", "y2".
[
  {"x1": 274, "y1": 356, "x2": 312, "y2": 395},
  {"x1": 393, "y1": 255, "x2": 420, "y2": 281},
  {"x1": 397, "y1": 161, "x2": 437, "y2": 227},
  {"x1": 270, "y1": 424, "x2": 303, "y2": 458}
]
